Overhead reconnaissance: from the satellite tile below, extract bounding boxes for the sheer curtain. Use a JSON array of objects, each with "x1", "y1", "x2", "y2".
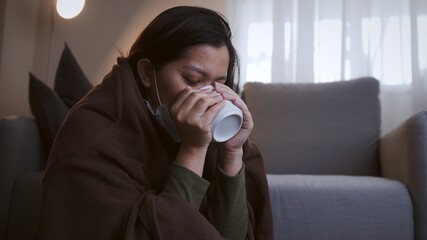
[{"x1": 226, "y1": 0, "x2": 427, "y2": 134}]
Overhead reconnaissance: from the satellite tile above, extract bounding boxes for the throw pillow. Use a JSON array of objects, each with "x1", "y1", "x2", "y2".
[
  {"x1": 29, "y1": 73, "x2": 68, "y2": 155},
  {"x1": 54, "y1": 43, "x2": 92, "y2": 108}
]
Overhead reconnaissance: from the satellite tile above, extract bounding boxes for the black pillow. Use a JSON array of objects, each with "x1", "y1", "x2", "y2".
[
  {"x1": 29, "y1": 73, "x2": 68, "y2": 154},
  {"x1": 54, "y1": 43, "x2": 92, "y2": 108}
]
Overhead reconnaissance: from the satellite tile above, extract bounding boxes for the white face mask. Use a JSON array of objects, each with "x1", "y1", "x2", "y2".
[{"x1": 145, "y1": 70, "x2": 181, "y2": 143}]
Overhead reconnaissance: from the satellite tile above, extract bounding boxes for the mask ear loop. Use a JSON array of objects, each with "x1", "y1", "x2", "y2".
[{"x1": 152, "y1": 68, "x2": 163, "y2": 106}]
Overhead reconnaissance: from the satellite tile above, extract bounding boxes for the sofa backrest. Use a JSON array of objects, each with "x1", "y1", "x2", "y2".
[
  {"x1": 0, "y1": 116, "x2": 45, "y2": 240},
  {"x1": 243, "y1": 77, "x2": 381, "y2": 175}
]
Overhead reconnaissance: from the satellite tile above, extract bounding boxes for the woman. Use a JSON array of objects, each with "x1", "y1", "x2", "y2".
[{"x1": 34, "y1": 6, "x2": 273, "y2": 240}]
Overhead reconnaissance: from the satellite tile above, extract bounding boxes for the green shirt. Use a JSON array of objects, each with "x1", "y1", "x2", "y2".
[{"x1": 163, "y1": 163, "x2": 248, "y2": 240}]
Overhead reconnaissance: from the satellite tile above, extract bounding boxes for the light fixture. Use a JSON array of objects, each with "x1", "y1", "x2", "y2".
[
  {"x1": 56, "y1": 0, "x2": 85, "y2": 19},
  {"x1": 46, "y1": 0, "x2": 85, "y2": 84}
]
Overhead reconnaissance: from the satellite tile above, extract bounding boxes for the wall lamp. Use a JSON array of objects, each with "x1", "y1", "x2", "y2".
[
  {"x1": 46, "y1": 0, "x2": 85, "y2": 83},
  {"x1": 56, "y1": 0, "x2": 85, "y2": 19}
]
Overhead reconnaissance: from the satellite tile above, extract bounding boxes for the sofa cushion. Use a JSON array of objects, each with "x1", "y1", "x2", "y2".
[
  {"x1": 54, "y1": 43, "x2": 92, "y2": 108},
  {"x1": 243, "y1": 77, "x2": 380, "y2": 175},
  {"x1": 267, "y1": 174, "x2": 413, "y2": 240},
  {"x1": 29, "y1": 73, "x2": 68, "y2": 154}
]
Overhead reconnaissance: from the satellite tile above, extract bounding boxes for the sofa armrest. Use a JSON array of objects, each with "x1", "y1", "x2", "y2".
[
  {"x1": 380, "y1": 111, "x2": 427, "y2": 240},
  {"x1": 267, "y1": 174, "x2": 413, "y2": 240},
  {"x1": 0, "y1": 116, "x2": 45, "y2": 240},
  {"x1": 7, "y1": 171, "x2": 44, "y2": 240}
]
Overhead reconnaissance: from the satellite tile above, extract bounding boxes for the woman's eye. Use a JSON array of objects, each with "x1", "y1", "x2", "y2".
[{"x1": 185, "y1": 78, "x2": 200, "y2": 86}]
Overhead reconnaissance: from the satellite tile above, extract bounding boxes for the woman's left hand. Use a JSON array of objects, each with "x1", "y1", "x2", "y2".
[{"x1": 213, "y1": 82, "x2": 254, "y2": 175}]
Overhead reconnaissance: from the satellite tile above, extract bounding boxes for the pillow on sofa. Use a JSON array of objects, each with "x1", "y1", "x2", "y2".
[
  {"x1": 29, "y1": 73, "x2": 68, "y2": 155},
  {"x1": 243, "y1": 77, "x2": 381, "y2": 175},
  {"x1": 54, "y1": 43, "x2": 92, "y2": 108}
]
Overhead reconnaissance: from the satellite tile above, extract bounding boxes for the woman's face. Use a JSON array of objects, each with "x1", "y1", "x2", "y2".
[{"x1": 149, "y1": 44, "x2": 230, "y2": 109}]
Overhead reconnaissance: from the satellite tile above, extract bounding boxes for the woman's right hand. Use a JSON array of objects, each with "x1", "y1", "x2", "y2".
[{"x1": 170, "y1": 87, "x2": 225, "y2": 175}]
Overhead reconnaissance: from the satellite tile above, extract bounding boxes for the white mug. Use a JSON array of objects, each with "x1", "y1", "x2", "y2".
[{"x1": 200, "y1": 85, "x2": 243, "y2": 142}]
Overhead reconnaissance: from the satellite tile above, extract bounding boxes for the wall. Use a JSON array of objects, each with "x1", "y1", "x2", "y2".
[
  {"x1": 0, "y1": 0, "x2": 40, "y2": 118},
  {"x1": 0, "y1": 0, "x2": 5, "y2": 70},
  {"x1": 0, "y1": 0, "x2": 226, "y2": 117}
]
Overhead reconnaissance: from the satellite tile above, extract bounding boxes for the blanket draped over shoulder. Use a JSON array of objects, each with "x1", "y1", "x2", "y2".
[{"x1": 34, "y1": 58, "x2": 273, "y2": 240}]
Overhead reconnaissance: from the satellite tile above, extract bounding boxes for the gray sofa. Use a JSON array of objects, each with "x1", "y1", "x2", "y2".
[
  {"x1": 1, "y1": 77, "x2": 426, "y2": 240},
  {"x1": 243, "y1": 77, "x2": 426, "y2": 240},
  {"x1": 0, "y1": 116, "x2": 44, "y2": 240}
]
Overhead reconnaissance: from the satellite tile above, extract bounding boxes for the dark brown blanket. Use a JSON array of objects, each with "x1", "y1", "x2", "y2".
[{"x1": 34, "y1": 58, "x2": 273, "y2": 240}]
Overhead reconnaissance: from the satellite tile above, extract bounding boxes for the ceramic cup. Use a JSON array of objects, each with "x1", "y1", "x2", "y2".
[{"x1": 200, "y1": 85, "x2": 243, "y2": 142}]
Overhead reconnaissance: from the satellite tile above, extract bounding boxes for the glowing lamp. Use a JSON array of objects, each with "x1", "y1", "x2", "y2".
[{"x1": 56, "y1": 0, "x2": 85, "y2": 19}]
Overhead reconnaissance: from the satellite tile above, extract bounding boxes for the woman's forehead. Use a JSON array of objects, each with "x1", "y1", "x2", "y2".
[{"x1": 177, "y1": 45, "x2": 229, "y2": 71}]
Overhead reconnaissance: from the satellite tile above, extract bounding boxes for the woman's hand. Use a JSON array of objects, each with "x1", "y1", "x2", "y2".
[
  {"x1": 171, "y1": 86, "x2": 225, "y2": 176},
  {"x1": 214, "y1": 82, "x2": 254, "y2": 176},
  {"x1": 171, "y1": 86, "x2": 226, "y2": 147}
]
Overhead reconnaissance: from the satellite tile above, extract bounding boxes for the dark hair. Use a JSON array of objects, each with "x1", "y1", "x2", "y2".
[{"x1": 128, "y1": 6, "x2": 240, "y2": 96}]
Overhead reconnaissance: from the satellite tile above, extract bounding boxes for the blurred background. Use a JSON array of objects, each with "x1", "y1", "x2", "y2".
[{"x1": 0, "y1": 0, "x2": 425, "y2": 134}]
